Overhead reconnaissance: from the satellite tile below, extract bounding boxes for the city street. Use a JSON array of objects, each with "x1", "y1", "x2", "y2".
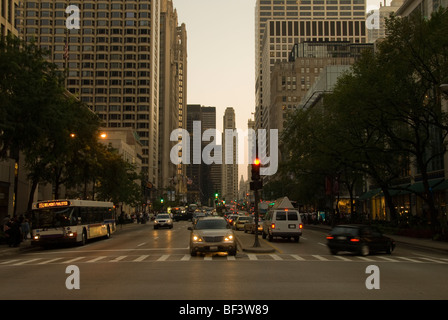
[{"x1": 0, "y1": 221, "x2": 447, "y2": 301}]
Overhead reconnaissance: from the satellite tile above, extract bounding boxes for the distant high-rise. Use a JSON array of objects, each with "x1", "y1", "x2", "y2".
[
  {"x1": 222, "y1": 107, "x2": 238, "y2": 202},
  {"x1": 19, "y1": 0, "x2": 162, "y2": 189},
  {"x1": 255, "y1": 0, "x2": 367, "y2": 131},
  {"x1": 185, "y1": 105, "x2": 221, "y2": 205}
]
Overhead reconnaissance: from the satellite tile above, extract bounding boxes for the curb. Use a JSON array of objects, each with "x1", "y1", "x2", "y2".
[{"x1": 235, "y1": 233, "x2": 276, "y2": 253}]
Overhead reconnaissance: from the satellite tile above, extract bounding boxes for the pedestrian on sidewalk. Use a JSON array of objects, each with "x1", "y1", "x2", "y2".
[
  {"x1": 21, "y1": 219, "x2": 30, "y2": 240},
  {"x1": 5, "y1": 218, "x2": 21, "y2": 247}
]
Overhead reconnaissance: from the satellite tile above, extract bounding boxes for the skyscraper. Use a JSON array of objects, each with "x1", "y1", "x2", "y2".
[
  {"x1": 0, "y1": 0, "x2": 19, "y2": 37},
  {"x1": 159, "y1": 0, "x2": 187, "y2": 202},
  {"x1": 185, "y1": 105, "x2": 221, "y2": 205},
  {"x1": 255, "y1": 0, "x2": 367, "y2": 131},
  {"x1": 19, "y1": 0, "x2": 162, "y2": 188},
  {"x1": 222, "y1": 107, "x2": 238, "y2": 202}
]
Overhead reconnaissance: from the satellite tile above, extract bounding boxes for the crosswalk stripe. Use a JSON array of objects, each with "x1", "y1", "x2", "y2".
[
  {"x1": 62, "y1": 257, "x2": 85, "y2": 264},
  {"x1": 270, "y1": 254, "x2": 282, "y2": 261},
  {"x1": 248, "y1": 254, "x2": 258, "y2": 260},
  {"x1": 180, "y1": 254, "x2": 191, "y2": 261},
  {"x1": 0, "y1": 259, "x2": 19, "y2": 265},
  {"x1": 357, "y1": 256, "x2": 375, "y2": 262},
  {"x1": 420, "y1": 257, "x2": 446, "y2": 264},
  {"x1": 377, "y1": 256, "x2": 398, "y2": 262},
  {"x1": 110, "y1": 256, "x2": 127, "y2": 262},
  {"x1": 134, "y1": 255, "x2": 149, "y2": 262},
  {"x1": 227, "y1": 256, "x2": 236, "y2": 260},
  {"x1": 86, "y1": 256, "x2": 106, "y2": 263},
  {"x1": 38, "y1": 258, "x2": 63, "y2": 265},
  {"x1": 157, "y1": 255, "x2": 170, "y2": 261},
  {"x1": 13, "y1": 258, "x2": 41, "y2": 266},
  {"x1": 290, "y1": 254, "x2": 305, "y2": 261},
  {"x1": 204, "y1": 256, "x2": 212, "y2": 261},
  {"x1": 396, "y1": 256, "x2": 422, "y2": 263},
  {"x1": 312, "y1": 255, "x2": 329, "y2": 261},
  {"x1": 334, "y1": 255, "x2": 351, "y2": 261}
]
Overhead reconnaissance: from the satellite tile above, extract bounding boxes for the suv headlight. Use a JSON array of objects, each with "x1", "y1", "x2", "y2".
[
  {"x1": 192, "y1": 234, "x2": 203, "y2": 242},
  {"x1": 224, "y1": 233, "x2": 234, "y2": 242}
]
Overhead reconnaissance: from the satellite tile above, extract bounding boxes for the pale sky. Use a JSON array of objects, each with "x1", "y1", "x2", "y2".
[
  {"x1": 172, "y1": 0, "x2": 382, "y2": 181},
  {"x1": 172, "y1": 0, "x2": 381, "y2": 133}
]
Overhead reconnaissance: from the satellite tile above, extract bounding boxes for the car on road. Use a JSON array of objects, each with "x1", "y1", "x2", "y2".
[
  {"x1": 262, "y1": 209, "x2": 303, "y2": 242},
  {"x1": 226, "y1": 214, "x2": 239, "y2": 227},
  {"x1": 154, "y1": 214, "x2": 173, "y2": 229},
  {"x1": 326, "y1": 224, "x2": 395, "y2": 256},
  {"x1": 233, "y1": 215, "x2": 252, "y2": 230},
  {"x1": 192, "y1": 212, "x2": 206, "y2": 225},
  {"x1": 244, "y1": 217, "x2": 264, "y2": 234},
  {"x1": 188, "y1": 216, "x2": 237, "y2": 256}
]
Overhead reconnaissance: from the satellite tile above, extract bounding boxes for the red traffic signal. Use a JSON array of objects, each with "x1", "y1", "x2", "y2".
[{"x1": 251, "y1": 158, "x2": 261, "y2": 181}]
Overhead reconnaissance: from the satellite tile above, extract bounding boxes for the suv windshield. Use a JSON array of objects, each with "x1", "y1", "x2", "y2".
[
  {"x1": 195, "y1": 219, "x2": 227, "y2": 230},
  {"x1": 157, "y1": 214, "x2": 170, "y2": 219}
]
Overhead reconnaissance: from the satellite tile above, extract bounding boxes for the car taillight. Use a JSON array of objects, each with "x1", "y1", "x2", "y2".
[
  {"x1": 299, "y1": 223, "x2": 303, "y2": 229},
  {"x1": 326, "y1": 235, "x2": 334, "y2": 240},
  {"x1": 271, "y1": 223, "x2": 275, "y2": 229},
  {"x1": 350, "y1": 238, "x2": 360, "y2": 242}
]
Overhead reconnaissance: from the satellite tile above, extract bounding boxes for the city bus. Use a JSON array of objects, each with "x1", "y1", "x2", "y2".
[{"x1": 30, "y1": 199, "x2": 116, "y2": 246}]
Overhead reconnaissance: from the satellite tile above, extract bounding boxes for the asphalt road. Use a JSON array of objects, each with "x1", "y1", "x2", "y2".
[{"x1": 0, "y1": 221, "x2": 447, "y2": 301}]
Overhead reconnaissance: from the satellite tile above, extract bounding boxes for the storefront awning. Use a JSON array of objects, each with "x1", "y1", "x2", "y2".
[
  {"x1": 407, "y1": 178, "x2": 444, "y2": 193},
  {"x1": 432, "y1": 179, "x2": 448, "y2": 191},
  {"x1": 358, "y1": 188, "x2": 381, "y2": 200}
]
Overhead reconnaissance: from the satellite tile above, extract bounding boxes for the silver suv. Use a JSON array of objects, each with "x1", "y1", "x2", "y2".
[{"x1": 188, "y1": 217, "x2": 237, "y2": 256}]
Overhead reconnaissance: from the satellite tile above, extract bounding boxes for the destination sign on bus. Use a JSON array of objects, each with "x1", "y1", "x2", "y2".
[{"x1": 37, "y1": 200, "x2": 70, "y2": 209}]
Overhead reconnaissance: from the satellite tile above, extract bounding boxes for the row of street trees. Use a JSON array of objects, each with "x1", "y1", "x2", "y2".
[
  {"x1": 0, "y1": 36, "x2": 142, "y2": 214},
  {"x1": 281, "y1": 10, "x2": 448, "y2": 234}
]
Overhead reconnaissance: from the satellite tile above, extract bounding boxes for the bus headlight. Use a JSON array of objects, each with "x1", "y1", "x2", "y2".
[{"x1": 33, "y1": 234, "x2": 40, "y2": 240}]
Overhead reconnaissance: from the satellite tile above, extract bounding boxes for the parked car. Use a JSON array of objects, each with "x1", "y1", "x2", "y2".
[
  {"x1": 154, "y1": 214, "x2": 173, "y2": 229},
  {"x1": 244, "y1": 217, "x2": 264, "y2": 234},
  {"x1": 188, "y1": 217, "x2": 236, "y2": 256},
  {"x1": 326, "y1": 224, "x2": 395, "y2": 256},
  {"x1": 233, "y1": 216, "x2": 252, "y2": 230}
]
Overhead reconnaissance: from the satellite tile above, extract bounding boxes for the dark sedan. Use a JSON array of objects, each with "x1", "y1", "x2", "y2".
[{"x1": 326, "y1": 224, "x2": 395, "y2": 256}]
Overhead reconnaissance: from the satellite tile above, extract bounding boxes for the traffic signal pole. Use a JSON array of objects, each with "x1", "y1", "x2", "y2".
[{"x1": 251, "y1": 158, "x2": 262, "y2": 248}]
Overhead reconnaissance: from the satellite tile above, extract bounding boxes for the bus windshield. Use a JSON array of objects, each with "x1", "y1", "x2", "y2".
[{"x1": 32, "y1": 207, "x2": 77, "y2": 228}]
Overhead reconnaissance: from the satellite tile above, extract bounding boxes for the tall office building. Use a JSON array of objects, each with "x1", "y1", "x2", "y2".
[
  {"x1": 19, "y1": 0, "x2": 162, "y2": 189},
  {"x1": 159, "y1": 0, "x2": 187, "y2": 202},
  {"x1": 185, "y1": 105, "x2": 221, "y2": 205},
  {"x1": 255, "y1": 0, "x2": 367, "y2": 131},
  {"x1": 1, "y1": 0, "x2": 19, "y2": 36},
  {"x1": 222, "y1": 107, "x2": 238, "y2": 202}
]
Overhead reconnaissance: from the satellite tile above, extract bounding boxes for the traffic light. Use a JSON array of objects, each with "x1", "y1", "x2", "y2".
[
  {"x1": 215, "y1": 191, "x2": 219, "y2": 198},
  {"x1": 251, "y1": 157, "x2": 261, "y2": 181},
  {"x1": 160, "y1": 198, "x2": 164, "y2": 204}
]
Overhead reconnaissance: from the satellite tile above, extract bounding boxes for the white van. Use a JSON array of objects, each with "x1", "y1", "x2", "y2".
[
  {"x1": 262, "y1": 209, "x2": 303, "y2": 242},
  {"x1": 262, "y1": 197, "x2": 303, "y2": 242}
]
